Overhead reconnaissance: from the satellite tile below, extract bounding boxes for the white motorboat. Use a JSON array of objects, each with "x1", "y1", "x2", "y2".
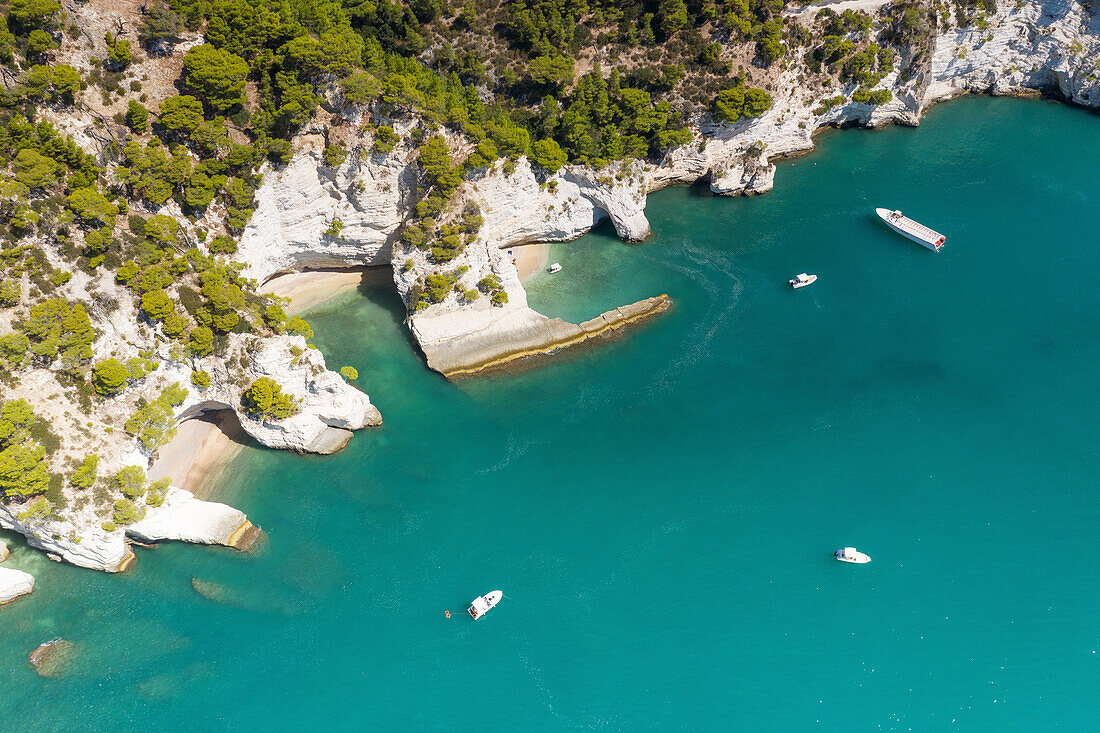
[
  {"x1": 468, "y1": 590, "x2": 503, "y2": 619},
  {"x1": 835, "y1": 547, "x2": 871, "y2": 564},
  {"x1": 548, "y1": 262, "x2": 562, "y2": 273},
  {"x1": 875, "y1": 208, "x2": 946, "y2": 251},
  {"x1": 789, "y1": 273, "x2": 817, "y2": 288}
]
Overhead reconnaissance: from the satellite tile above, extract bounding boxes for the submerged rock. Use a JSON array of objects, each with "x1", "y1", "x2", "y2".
[
  {"x1": 0, "y1": 540, "x2": 8, "y2": 562},
  {"x1": 0, "y1": 566, "x2": 34, "y2": 605},
  {"x1": 28, "y1": 639, "x2": 76, "y2": 677},
  {"x1": 191, "y1": 578, "x2": 231, "y2": 603}
]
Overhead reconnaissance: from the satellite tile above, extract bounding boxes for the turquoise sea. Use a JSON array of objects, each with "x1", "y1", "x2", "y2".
[{"x1": 2, "y1": 97, "x2": 1099, "y2": 729}]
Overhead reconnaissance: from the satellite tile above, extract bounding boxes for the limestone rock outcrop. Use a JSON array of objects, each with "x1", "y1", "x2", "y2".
[
  {"x1": 238, "y1": 142, "x2": 412, "y2": 283},
  {"x1": 0, "y1": 504, "x2": 134, "y2": 573},
  {"x1": 127, "y1": 488, "x2": 257, "y2": 549},
  {"x1": 0, "y1": 566, "x2": 34, "y2": 605}
]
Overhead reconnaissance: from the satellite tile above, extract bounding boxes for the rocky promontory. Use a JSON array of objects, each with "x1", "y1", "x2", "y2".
[{"x1": 0, "y1": 566, "x2": 35, "y2": 606}]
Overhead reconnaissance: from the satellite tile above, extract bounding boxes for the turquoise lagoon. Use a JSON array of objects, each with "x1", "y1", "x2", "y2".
[{"x1": 1, "y1": 97, "x2": 1098, "y2": 729}]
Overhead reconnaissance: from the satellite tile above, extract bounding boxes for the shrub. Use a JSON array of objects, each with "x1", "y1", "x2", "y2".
[
  {"x1": 0, "y1": 399, "x2": 49, "y2": 498},
  {"x1": 145, "y1": 477, "x2": 170, "y2": 506},
  {"x1": 70, "y1": 454, "x2": 98, "y2": 489},
  {"x1": 0, "y1": 281, "x2": 19, "y2": 307},
  {"x1": 286, "y1": 316, "x2": 313, "y2": 340},
  {"x1": 124, "y1": 387, "x2": 180, "y2": 452},
  {"x1": 17, "y1": 495, "x2": 52, "y2": 522},
  {"x1": 111, "y1": 465, "x2": 146, "y2": 499},
  {"x1": 188, "y1": 326, "x2": 215, "y2": 356},
  {"x1": 241, "y1": 377, "x2": 300, "y2": 421},
  {"x1": 140, "y1": 289, "x2": 174, "y2": 321},
  {"x1": 339, "y1": 366, "x2": 358, "y2": 380},
  {"x1": 191, "y1": 370, "x2": 211, "y2": 388},
  {"x1": 92, "y1": 358, "x2": 129, "y2": 395},
  {"x1": 491, "y1": 290, "x2": 509, "y2": 306},
  {"x1": 324, "y1": 144, "x2": 348, "y2": 167},
  {"x1": 112, "y1": 498, "x2": 146, "y2": 525},
  {"x1": 158, "y1": 95, "x2": 204, "y2": 136},
  {"x1": 182, "y1": 44, "x2": 249, "y2": 111},
  {"x1": 105, "y1": 31, "x2": 132, "y2": 70},
  {"x1": 477, "y1": 274, "x2": 502, "y2": 293},
  {"x1": 712, "y1": 86, "x2": 773, "y2": 123},
  {"x1": 66, "y1": 188, "x2": 119, "y2": 226},
  {"x1": 852, "y1": 87, "x2": 892, "y2": 106},
  {"x1": 531, "y1": 138, "x2": 568, "y2": 173},
  {"x1": 13, "y1": 149, "x2": 61, "y2": 188}
]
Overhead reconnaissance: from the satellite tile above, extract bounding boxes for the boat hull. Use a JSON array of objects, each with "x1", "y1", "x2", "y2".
[
  {"x1": 468, "y1": 590, "x2": 503, "y2": 619},
  {"x1": 875, "y1": 208, "x2": 945, "y2": 251}
]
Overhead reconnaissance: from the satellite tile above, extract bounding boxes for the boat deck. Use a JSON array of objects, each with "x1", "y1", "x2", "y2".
[{"x1": 885, "y1": 211, "x2": 943, "y2": 243}]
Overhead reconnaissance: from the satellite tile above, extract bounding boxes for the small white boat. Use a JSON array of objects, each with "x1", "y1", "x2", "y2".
[
  {"x1": 835, "y1": 547, "x2": 871, "y2": 564},
  {"x1": 468, "y1": 590, "x2": 503, "y2": 619},
  {"x1": 548, "y1": 262, "x2": 562, "y2": 274},
  {"x1": 789, "y1": 273, "x2": 817, "y2": 288},
  {"x1": 875, "y1": 208, "x2": 946, "y2": 251}
]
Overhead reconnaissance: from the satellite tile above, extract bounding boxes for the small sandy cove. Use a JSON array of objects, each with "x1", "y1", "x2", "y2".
[
  {"x1": 148, "y1": 411, "x2": 250, "y2": 500},
  {"x1": 151, "y1": 267, "x2": 388, "y2": 498},
  {"x1": 153, "y1": 256, "x2": 552, "y2": 497}
]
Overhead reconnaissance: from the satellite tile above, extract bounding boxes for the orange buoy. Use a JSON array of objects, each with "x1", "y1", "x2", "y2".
[{"x1": 444, "y1": 610, "x2": 451, "y2": 618}]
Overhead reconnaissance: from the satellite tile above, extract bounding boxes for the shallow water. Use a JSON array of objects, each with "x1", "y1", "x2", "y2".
[{"x1": 3, "y1": 97, "x2": 1098, "y2": 729}]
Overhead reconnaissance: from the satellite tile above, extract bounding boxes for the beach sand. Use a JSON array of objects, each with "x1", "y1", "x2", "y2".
[
  {"x1": 505, "y1": 243, "x2": 550, "y2": 281},
  {"x1": 260, "y1": 266, "x2": 391, "y2": 315},
  {"x1": 149, "y1": 410, "x2": 252, "y2": 500}
]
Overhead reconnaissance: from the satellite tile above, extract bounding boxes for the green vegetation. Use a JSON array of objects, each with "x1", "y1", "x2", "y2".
[
  {"x1": 20, "y1": 297, "x2": 96, "y2": 369},
  {"x1": 711, "y1": 85, "x2": 773, "y2": 123},
  {"x1": 112, "y1": 497, "x2": 145, "y2": 524},
  {"x1": 111, "y1": 465, "x2": 146, "y2": 499},
  {"x1": 92, "y1": 357, "x2": 129, "y2": 395},
  {"x1": 0, "y1": 399, "x2": 49, "y2": 498},
  {"x1": 339, "y1": 366, "x2": 358, "y2": 380},
  {"x1": 241, "y1": 377, "x2": 300, "y2": 421},
  {"x1": 190, "y1": 369, "x2": 211, "y2": 388},
  {"x1": 69, "y1": 454, "x2": 98, "y2": 489},
  {"x1": 124, "y1": 383, "x2": 187, "y2": 452},
  {"x1": 182, "y1": 44, "x2": 249, "y2": 112}
]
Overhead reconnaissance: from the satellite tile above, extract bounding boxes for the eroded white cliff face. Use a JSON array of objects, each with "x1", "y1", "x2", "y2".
[
  {"x1": 0, "y1": 566, "x2": 34, "y2": 605},
  {"x1": 0, "y1": 503, "x2": 133, "y2": 572},
  {"x1": 127, "y1": 488, "x2": 252, "y2": 547},
  {"x1": 0, "y1": 481, "x2": 259, "y2": 573},
  {"x1": 235, "y1": 0, "x2": 1100, "y2": 377},
  {"x1": 238, "y1": 141, "x2": 413, "y2": 283},
  {"x1": 220, "y1": 334, "x2": 383, "y2": 454}
]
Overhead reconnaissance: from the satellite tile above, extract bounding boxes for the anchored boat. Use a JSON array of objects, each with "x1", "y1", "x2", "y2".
[
  {"x1": 548, "y1": 262, "x2": 562, "y2": 273},
  {"x1": 835, "y1": 547, "x2": 871, "y2": 564},
  {"x1": 875, "y1": 208, "x2": 946, "y2": 251},
  {"x1": 468, "y1": 590, "x2": 502, "y2": 619},
  {"x1": 789, "y1": 273, "x2": 817, "y2": 289}
]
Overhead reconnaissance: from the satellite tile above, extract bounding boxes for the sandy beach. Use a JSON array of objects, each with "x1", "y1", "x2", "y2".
[
  {"x1": 149, "y1": 410, "x2": 252, "y2": 500},
  {"x1": 260, "y1": 266, "x2": 391, "y2": 314},
  {"x1": 504, "y1": 243, "x2": 550, "y2": 281}
]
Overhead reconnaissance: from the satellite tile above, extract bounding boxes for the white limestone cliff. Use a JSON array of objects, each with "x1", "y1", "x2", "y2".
[
  {"x1": 0, "y1": 567, "x2": 34, "y2": 606},
  {"x1": 0, "y1": 482, "x2": 260, "y2": 574},
  {"x1": 238, "y1": 141, "x2": 413, "y2": 283},
  {"x1": 127, "y1": 488, "x2": 255, "y2": 547},
  {"x1": 180, "y1": 334, "x2": 382, "y2": 455}
]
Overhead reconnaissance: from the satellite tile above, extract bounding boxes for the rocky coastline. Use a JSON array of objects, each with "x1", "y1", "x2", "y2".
[
  {"x1": 3, "y1": 0, "x2": 1099, "y2": 587},
  {"x1": 237, "y1": 0, "x2": 1100, "y2": 379}
]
